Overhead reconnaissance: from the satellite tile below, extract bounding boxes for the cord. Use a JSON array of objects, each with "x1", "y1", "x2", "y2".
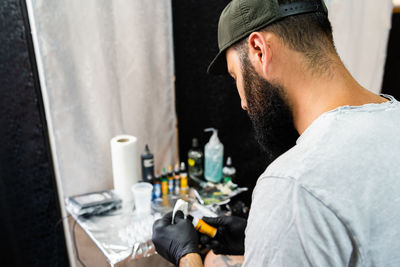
[
  {"x1": 54, "y1": 214, "x2": 87, "y2": 266},
  {"x1": 73, "y1": 218, "x2": 87, "y2": 267},
  {"x1": 54, "y1": 214, "x2": 71, "y2": 266},
  {"x1": 54, "y1": 214, "x2": 71, "y2": 229}
]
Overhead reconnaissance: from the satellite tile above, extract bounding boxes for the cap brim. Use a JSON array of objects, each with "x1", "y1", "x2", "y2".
[{"x1": 207, "y1": 49, "x2": 228, "y2": 75}]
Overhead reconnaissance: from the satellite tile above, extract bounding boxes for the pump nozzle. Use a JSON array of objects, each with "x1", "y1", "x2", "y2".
[
  {"x1": 204, "y1": 128, "x2": 217, "y2": 134},
  {"x1": 204, "y1": 128, "x2": 220, "y2": 145}
]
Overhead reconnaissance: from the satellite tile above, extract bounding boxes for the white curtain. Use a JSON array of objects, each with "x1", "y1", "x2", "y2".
[
  {"x1": 26, "y1": 0, "x2": 177, "y2": 265},
  {"x1": 27, "y1": 0, "x2": 177, "y2": 197},
  {"x1": 325, "y1": 0, "x2": 393, "y2": 94}
]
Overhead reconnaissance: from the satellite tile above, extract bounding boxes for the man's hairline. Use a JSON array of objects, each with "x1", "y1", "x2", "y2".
[{"x1": 226, "y1": 28, "x2": 337, "y2": 78}]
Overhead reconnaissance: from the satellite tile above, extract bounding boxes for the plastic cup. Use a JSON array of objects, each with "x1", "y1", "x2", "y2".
[{"x1": 131, "y1": 182, "x2": 153, "y2": 214}]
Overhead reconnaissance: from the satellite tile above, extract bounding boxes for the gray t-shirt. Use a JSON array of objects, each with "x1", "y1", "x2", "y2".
[{"x1": 244, "y1": 95, "x2": 400, "y2": 267}]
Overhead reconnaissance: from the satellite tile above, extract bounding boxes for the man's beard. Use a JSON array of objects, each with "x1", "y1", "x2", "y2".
[{"x1": 242, "y1": 57, "x2": 299, "y2": 161}]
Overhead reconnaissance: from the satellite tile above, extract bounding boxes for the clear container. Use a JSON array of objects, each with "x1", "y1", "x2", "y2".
[{"x1": 131, "y1": 182, "x2": 153, "y2": 214}]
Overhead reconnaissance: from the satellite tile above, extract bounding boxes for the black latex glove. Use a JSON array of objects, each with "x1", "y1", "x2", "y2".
[
  {"x1": 201, "y1": 216, "x2": 247, "y2": 255},
  {"x1": 152, "y1": 211, "x2": 200, "y2": 265}
]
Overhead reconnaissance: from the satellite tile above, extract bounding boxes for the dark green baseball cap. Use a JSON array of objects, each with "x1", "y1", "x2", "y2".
[{"x1": 207, "y1": 0, "x2": 328, "y2": 75}]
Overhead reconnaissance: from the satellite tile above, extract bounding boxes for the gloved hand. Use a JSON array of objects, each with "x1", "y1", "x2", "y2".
[
  {"x1": 152, "y1": 211, "x2": 200, "y2": 265},
  {"x1": 201, "y1": 216, "x2": 247, "y2": 255}
]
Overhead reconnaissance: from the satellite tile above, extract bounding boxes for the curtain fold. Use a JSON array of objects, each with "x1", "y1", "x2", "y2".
[{"x1": 27, "y1": 0, "x2": 177, "y2": 198}]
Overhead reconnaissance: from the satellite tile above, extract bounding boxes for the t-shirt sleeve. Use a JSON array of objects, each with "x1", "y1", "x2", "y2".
[{"x1": 243, "y1": 177, "x2": 354, "y2": 267}]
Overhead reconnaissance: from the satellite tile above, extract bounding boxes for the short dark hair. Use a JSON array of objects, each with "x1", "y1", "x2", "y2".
[{"x1": 235, "y1": 0, "x2": 336, "y2": 74}]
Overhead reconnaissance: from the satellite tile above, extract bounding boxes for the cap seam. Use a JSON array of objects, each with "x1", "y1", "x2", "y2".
[
  {"x1": 275, "y1": 0, "x2": 282, "y2": 16},
  {"x1": 210, "y1": 16, "x2": 283, "y2": 74},
  {"x1": 239, "y1": 0, "x2": 250, "y2": 33},
  {"x1": 220, "y1": 16, "x2": 282, "y2": 52}
]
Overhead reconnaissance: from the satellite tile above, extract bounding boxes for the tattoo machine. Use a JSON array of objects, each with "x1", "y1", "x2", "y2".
[{"x1": 172, "y1": 199, "x2": 217, "y2": 238}]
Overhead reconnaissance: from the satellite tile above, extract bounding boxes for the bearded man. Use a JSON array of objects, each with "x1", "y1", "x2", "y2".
[{"x1": 152, "y1": 0, "x2": 400, "y2": 266}]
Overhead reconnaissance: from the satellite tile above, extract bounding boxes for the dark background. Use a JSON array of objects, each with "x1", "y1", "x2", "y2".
[
  {"x1": 0, "y1": 0, "x2": 398, "y2": 265},
  {"x1": 172, "y1": 0, "x2": 270, "y2": 206},
  {"x1": 382, "y1": 13, "x2": 400, "y2": 99},
  {"x1": 172, "y1": 2, "x2": 400, "y2": 207},
  {"x1": 0, "y1": 0, "x2": 68, "y2": 266}
]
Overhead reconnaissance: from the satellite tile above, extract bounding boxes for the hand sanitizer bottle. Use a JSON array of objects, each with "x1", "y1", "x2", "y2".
[{"x1": 204, "y1": 128, "x2": 224, "y2": 183}]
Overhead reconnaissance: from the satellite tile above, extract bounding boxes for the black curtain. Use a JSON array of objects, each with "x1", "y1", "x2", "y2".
[
  {"x1": 382, "y1": 13, "x2": 400, "y2": 99},
  {"x1": 172, "y1": 0, "x2": 272, "y2": 205},
  {"x1": 0, "y1": 0, "x2": 69, "y2": 266},
  {"x1": 172, "y1": 4, "x2": 400, "y2": 207}
]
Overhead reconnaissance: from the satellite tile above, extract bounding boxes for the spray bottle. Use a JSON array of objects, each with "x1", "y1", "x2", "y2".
[{"x1": 204, "y1": 128, "x2": 224, "y2": 183}]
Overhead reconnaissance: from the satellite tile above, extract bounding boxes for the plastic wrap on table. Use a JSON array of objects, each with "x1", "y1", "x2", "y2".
[
  {"x1": 65, "y1": 194, "x2": 221, "y2": 265},
  {"x1": 66, "y1": 203, "x2": 162, "y2": 265}
]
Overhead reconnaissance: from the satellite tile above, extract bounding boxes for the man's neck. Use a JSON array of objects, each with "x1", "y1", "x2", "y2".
[{"x1": 283, "y1": 57, "x2": 388, "y2": 135}]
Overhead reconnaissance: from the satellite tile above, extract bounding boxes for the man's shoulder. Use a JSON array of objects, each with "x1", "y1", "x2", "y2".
[
  {"x1": 259, "y1": 144, "x2": 310, "y2": 183},
  {"x1": 261, "y1": 95, "x2": 400, "y2": 183},
  {"x1": 246, "y1": 171, "x2": 353, "y2": 267}
]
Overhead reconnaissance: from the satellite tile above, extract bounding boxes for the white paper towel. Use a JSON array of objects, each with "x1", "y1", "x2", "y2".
[{"x1": 111, "y1": 135, "x2": 139, "y2": 204}]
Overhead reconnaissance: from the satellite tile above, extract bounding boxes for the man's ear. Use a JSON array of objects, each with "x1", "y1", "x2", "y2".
[{"x1": 248, "y1": 32, "x2": 272, "y2": 77}]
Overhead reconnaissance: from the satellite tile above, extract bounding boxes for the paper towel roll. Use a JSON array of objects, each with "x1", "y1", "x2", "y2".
[{"x1": 111, "y1": 135, "x2": 139, "y2": 204}]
